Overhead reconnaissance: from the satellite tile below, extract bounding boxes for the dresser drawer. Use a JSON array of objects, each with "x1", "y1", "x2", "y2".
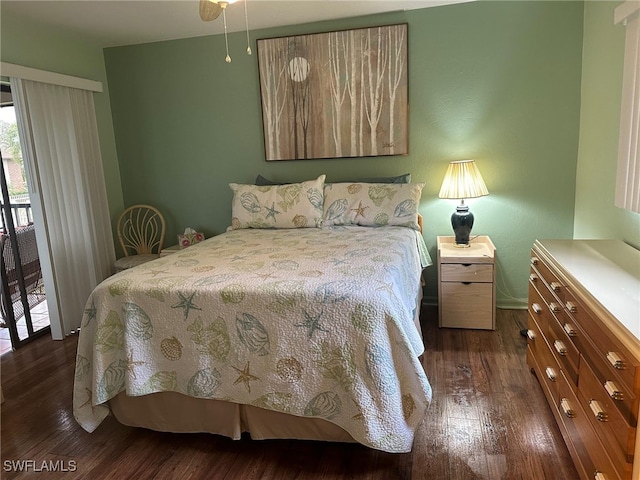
[
  {"x1": 441, "y1": 263, "x2": 493, "y2": 283},
  {"x1": 566, "y1": 288, "x2": 640, "y2": 396},
  {"x1": 548, "y1": 309, "x2": 579, "y2": 386},
  {"x1": 528, "y1": 312, "x2": 561, "y2": 402},
  {"x1": 530, "y1": 253, "x2": 565, "y2": 303},
  {"x1": 529, "y1": 281, "x2": 549, "y2": 335},
  {"x1": 579, "y1": 358, "x2": 636, "y2": 472},
  {"x1": 558, "y1": 370, "x2": 623, "y2": 480},
  {"x1": 530, "y1": 265, "x2": 565, "y2": 319},
  {"x1": 573, "y1": 325, "x2": 638, "y2": 427}
]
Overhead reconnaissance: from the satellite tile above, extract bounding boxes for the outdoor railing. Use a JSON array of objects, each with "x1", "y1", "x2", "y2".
[{"x1": 0, "y1": 202, "x2": 33, "y2": 234}]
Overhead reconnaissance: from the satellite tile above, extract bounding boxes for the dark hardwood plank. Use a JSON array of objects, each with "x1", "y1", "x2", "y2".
[{"x1": 1, "y1": 307, "x2": 579, "y2": 479}]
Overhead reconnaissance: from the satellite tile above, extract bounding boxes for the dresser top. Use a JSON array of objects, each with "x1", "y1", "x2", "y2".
[{"x1": 536, "y1": 239, "x2": 640, "y2": 341}]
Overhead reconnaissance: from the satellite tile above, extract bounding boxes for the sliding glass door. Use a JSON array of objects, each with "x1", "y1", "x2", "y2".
[{"x1": 0, "y1": 92, "x2": 50, "y2": 352}]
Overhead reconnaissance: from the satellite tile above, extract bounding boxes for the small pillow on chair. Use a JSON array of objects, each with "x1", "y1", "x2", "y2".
[{"x1": 114, "y1": 254, "x2": 159, "y2": 272}]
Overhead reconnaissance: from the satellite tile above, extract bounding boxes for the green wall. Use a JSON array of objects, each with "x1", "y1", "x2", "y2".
[
  {"x1": 0, "y1": 9, "x2": 124, "y2": 233},
  {"x1": 574, "y1": 1, "x2": 640, "y2": 248},
  {"x1": 104, "y1": 1, "x2": 584, "y2": 306}
]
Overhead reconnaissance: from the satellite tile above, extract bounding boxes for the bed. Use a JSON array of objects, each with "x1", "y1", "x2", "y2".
[{"x1": 73, "y1": 177, "x2": 433, "y2": 453}]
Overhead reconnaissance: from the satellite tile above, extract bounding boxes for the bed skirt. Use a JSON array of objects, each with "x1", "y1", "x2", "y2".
[{"x1": 110, "y1": 391, "x2": 356, "y2": 443}]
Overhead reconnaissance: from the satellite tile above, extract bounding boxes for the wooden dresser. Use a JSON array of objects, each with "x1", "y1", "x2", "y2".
[{"x1": 526, "y1": 239, "x2": 640, "y2": 480}]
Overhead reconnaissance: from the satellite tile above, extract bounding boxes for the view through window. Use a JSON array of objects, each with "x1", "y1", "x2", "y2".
[{"x1": 0, "y1": 104, "x2": 30, "y2": 229}]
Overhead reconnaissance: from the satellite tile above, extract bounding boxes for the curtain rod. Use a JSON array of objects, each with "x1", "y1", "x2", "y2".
[
  {"x1": 0, "y1": 62, "x2": 103, "y2": 93},
  {"x1": 615, "y1": 0, "x2": 640, "y2": 25}
]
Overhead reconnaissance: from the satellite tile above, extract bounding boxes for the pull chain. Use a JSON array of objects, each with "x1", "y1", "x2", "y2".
[
  {"x1": 222, "y1": 4, "x2": 231, "y2": 63},
  {"x1": 244, "y1": 0, "x2": 252, "y2": 55}
]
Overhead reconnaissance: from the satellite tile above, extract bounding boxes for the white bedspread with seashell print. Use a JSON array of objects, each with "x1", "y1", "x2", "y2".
[{"x1": 73, "y1": 226, "x2": 433, "y2": 453}]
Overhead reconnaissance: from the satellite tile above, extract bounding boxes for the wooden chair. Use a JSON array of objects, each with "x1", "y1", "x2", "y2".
[{"x1": 114, "y1": 204, "x2": 166, "y2": 273}]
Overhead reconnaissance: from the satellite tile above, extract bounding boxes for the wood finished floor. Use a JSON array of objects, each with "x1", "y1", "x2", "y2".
[{"x1": 1, "y1": 307, "x2": 579, "y2": 480}]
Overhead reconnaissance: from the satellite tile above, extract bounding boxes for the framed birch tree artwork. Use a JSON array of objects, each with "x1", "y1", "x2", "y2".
[{"x1": 257, "y1": 24, "x2": 408, "y2": 161}]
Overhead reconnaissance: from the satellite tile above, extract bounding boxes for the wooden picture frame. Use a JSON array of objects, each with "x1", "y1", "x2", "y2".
[{"x1": 257, "y1": 24, "x2": 409, "y2": 161}]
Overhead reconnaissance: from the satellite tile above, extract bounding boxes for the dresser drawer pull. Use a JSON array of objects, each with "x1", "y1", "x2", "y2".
[
  {"x1": 563, "y1": 323, "x2": 577, "y2": 337},
  {"x1": 530, "y1": 257, "x2": 538, "y2": 265},
  {"x1": 604, "y1": 381, "x2": 624, "y2": 401},
  {"x1": 553, "y1": 340, "x2": 567, "y2": 356},
  {"x1": 545, "y1": 367, "x2": 557, "y2": 382},
  {"x1": 526, "y1": 330, "x2": 536, "y2": 341},
  {"x1": 560, "y1": 398, "x2": 575, "y2": 418},
  {"x1": 549, "y1": 302, "x2": 561, "y2": 313},
  {"x1": 531, "y1": 303, "x2": 542, "y2": 314},
  {"x1": 529, "y1": 273, "x2": 538, "y2": 283},
  {"x1": 606, "y1": 351, "x2": 625, "y2": 370},
  {"x1": 565, "y1": 301, "x2": 577, "y2": 313},
  {"x1": 588, "y1": 400, "x2": 608, "y2": 422},
  {"x1": 550, "y1": 281, "x2": 561, "y2": 292},
  {"x1": 594, "y1": 472, "x2": 607, "y2": 480}
]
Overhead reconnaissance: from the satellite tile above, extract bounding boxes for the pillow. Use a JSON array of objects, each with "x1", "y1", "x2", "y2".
[
  {"x1": 255, "y1": 174, "x2": 283, "y2": 186},
  {"x1": 322, "y1": 182, "x2": 424, "y2": 230},
  {"x1": 229, "y1": 175, "x2": 325, "y2": 230},
  {"x1": 255, "y1": 173, "x2": 411, "y2": 186},
  {"x1": 353, "y1": 173, "x2": 411, "y2": 184}
]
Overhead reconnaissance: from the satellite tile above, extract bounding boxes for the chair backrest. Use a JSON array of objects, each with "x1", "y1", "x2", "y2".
[{"x1": 117, "y1": 205, "x2": 166, "y2": 257}]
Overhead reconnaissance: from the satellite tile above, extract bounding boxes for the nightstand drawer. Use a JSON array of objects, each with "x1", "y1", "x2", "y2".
[
  {"x1": 440, "y1": 282, "x2": 493, "y2": 329},
  {"x1": 440, "y1": 263, "x2": 493, "y2": 283}
]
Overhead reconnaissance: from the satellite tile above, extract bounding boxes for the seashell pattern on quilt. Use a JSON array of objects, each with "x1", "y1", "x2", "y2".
[{"x1": 73, "y1": 226, "x2": 433, "y2": 453}]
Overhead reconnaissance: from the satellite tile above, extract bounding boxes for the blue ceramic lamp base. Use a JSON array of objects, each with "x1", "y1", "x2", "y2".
[{"x1": 451, "y1": 203, "x2": 474, "y2": 247}]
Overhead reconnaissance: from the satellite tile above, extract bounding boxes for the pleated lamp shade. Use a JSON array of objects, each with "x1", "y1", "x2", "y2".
[{"x1": 438, "y1": 160, "x2": 489, "y2": 200}]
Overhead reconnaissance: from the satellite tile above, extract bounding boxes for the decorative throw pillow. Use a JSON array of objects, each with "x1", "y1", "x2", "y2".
[
  {"x1": 322, "y1": 182, "x2": 424, "y2": 230},
  {"x1": 229, "y1": 175, "x2": 325, "y2": 230}
]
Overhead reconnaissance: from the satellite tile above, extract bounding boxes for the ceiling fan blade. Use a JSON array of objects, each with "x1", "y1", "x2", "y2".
[{"x1": 199, "y1": 0, "x2": 223, "y2": 22}]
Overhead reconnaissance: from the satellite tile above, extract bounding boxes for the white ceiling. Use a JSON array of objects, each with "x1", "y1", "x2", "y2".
[{"x1": 2, "y1": 0, "x2": 473, "y2": 48}]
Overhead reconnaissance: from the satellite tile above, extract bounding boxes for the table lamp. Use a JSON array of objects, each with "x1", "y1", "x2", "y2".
[{"x1": 438, "y1": 159, "x2": 489, "y2": 247}]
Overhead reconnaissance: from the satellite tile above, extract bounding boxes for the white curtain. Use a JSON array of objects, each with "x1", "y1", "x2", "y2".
[
  {"x1": 10, "y1": 78, "x2": 115, "y2": 338},
  {"x1": 615, "y1": 1, "x2": 640, "y2": 212}
]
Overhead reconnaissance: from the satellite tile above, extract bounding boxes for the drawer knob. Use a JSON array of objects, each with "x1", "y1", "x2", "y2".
[
  {"x1": 565, "y1": 301, "x2": 577, "y2": 313},
  {"x1": 530, "y1": 257, "x2": 539, "y2": 265},
  {"x1": 531, "y1": 303, "x2": 542, "y2": 314},
  {"x1": 526, "y1": 330, "x2": 536, "y2": 341},
  {"x1": 553, "y1": 340, "x2": 567, "y2": 356},
  {"x1": 550, "y1": 281, "x2": 561, "y2": 292},
  {"x1": 560, "y1": 398, "x2": 575, "y2": 418},
  {"x1": 549, "y1": 302, "x2": 561, "y2": 313},
  {"x1": 594, "y1": 472, "x2": 607, "y2": 480},
  {"x1": 606, "y1": 351, "x2": 626, "y2": 370},
  {"x1": 563, "y1": 323, "x2": 577, "y2": 337},
  {"x1": 588, "y1": 400, "x2": 608, "y2": 422},
  {"x1": 529, "y1": 273, "x2": 538, "y2": 283},
  {"x1": 545, "y1": 367, "x2": 557, "y2": 382},
  {"x1": 604, "y1": 381, "x2": 624, "y2": 401}
]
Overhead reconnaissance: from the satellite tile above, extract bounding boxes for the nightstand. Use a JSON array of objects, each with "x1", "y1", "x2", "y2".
[
  {"x1": 160, "y1": 244, "x2": 180, "y2": 257},
  {"x1": 437, "y1": 235, "x2": 496, "y2": 330}
]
